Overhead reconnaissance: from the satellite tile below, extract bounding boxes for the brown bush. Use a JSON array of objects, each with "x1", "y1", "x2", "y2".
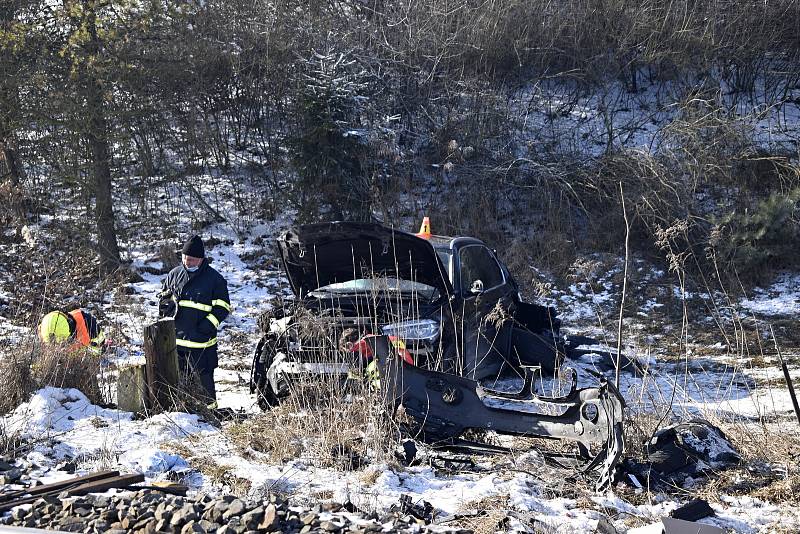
[
  {"x1": 0, "y1": 341, "x2": 103, "y2": 415},
  {"x1": 0, "y1": 344, "x2": 36, "y2": 415}
]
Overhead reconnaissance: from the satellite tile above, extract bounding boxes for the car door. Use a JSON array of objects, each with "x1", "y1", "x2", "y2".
[{"x1": 456, "y1": 244, "x2": 516, "y2": 379}]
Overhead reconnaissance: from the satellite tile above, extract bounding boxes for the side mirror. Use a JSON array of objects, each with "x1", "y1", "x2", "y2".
[{"x1": 469, "y1": 279, "x2": 484, "y2": 295}]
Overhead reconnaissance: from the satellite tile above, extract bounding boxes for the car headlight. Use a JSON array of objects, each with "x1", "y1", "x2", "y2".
[{"x1": 381, "y1": 319, "x2": 440, "y2": 342}]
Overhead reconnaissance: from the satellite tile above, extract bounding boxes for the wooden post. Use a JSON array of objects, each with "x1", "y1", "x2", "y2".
[
  {"x1": 143, "y1": 319, "x2": 180, "y2": 411},
  {"x1": 117, "y1": 364, "x2": 147, "y2": 413}
]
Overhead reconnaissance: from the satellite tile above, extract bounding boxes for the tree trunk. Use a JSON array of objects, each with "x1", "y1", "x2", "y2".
[
  {"x1": 81, "y1": 3, "x2": 121, "y2": 273},
  {"x1": 0, "y1": 1, "x2": 22, "y2": 186},
  {"x1": 86, "y1": 102, "x2": 121, "y2": 272}
]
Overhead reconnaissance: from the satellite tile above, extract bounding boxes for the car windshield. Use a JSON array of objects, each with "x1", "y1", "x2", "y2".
[{"x1": 311, "y1": 277, "x2": 439, "y2": 300}]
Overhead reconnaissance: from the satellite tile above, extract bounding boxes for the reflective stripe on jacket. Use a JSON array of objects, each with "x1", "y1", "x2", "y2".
[
  {"x1": 69, "y1": 309, "x2": 91, "y2": 347},
  {"x1": 161, "y1": 259, "x2": 230, "y2": 369},
  {"x1": 68, "y1": 309, "x2": 104, "y2": 354}
]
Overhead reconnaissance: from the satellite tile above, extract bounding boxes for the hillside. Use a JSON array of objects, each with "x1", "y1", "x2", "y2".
[{"x1": 2, "y1": 1, "x2": 800, "y2": 533}]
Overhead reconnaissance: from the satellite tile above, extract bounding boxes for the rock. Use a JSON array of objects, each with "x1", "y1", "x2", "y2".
[
  {"x1": 323, "y1": 502, "x2": 342, "y2": 512},
  {"x1": 92, "y1": 496, "x2": 110, "y2": 509},
  {"x1": 301, "y1": 513, "x2": 317, "y2": 525},
  {"x1": 134, "y1": 511, "x2": 155, "y2": 528},
  {"x1": 212, "y1": 500, "x2": 230, "y2": 521},
  {"x1": 202, "y1": 508, "x2": 216, "y2": 522},
  {"x1": 320, "y1": 520, "x2": 342, "y2": 531},
  {"x1": 154, "y1": 504, "x2": 172, "y2": 522},
  {"x1": 181, "y1": 520, "x2": 205, "y2": 533},
  {"x1": 0, "y1": 459, "x2": 14, "y2": 471},
  {"x1": 216, "y1": 526, "x2": 235, "y2": 534},
  {"x1": 258, "y1": 504, "x2": 278, "y2": 530},
  {"x1": 0, "y1": 468, "x2": 22, "y2": 484},
  {"x1": 58, "y1": 517, "x2": 86, "y2": 532},
  {"x1": 56, "y1": 460, "x2": 77, "y2": 473},
  {"x1": 99, "y1": 510, "x2": 116, "y2": 522},
  {"x1": 222, "y1": 498, "x2": 245, "y2": 520},
  {"x1": 300, "y1": 526, "x2": 312, "y2": 534},
  {"x1": 72, "y1": 506, "x2": 92, "y2": 517},
  {"x1": 227, "y1": 517, "x2": 246, "y2": 534},
  {"x1": 171, "y1": 504, "x2": 199, "y2": 527},
  {"x1": 199, "y1": 519, "x2": 218, "y2": 531},
  {"x1": 154, "y1": 519, "x2": 170, "y2": 532},
  {"x1": 241, "y1": 505, "x2": 264, "y2": 529}
]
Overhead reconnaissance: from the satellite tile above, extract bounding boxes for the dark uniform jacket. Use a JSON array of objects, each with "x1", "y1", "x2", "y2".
[{"x1": 159, "y1": 260, "x2": 231, "y2": 371}]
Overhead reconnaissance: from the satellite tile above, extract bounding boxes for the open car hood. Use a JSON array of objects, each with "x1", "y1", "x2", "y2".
[{"x1": 278, "y1": 221, "x2": 452, "y2": 298}]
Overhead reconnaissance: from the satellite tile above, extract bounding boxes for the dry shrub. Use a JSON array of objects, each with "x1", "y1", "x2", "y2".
[
  {"x1": 752, "y1": 474, "x2": 800, "y2": 506},
  {"x1": 158, "y1": 243, "x2": 180, "y2": 272},
  {"x1": 0, "y1": 424, "x2": 25, "y2": 457},
  {"x1": 0, "y1": 344, "x2": 36, "y2": 414},
  {"x1": 32, "y1": 343, "x2": 103, "y2": 404},
  {"x1": 192, "y1": 454, "x2": 252, "y2": 496},
  {"x1": 449, "y1": 495, "x2": 510, "y2": 534},
  {"x1": 227, "y1": 372, "x2": 396, "y2": 469},
  {"x1": 503, "y1": 233, "x2": 576, "y2": 288},
  {"x1": 0, "y1": 180, "x2": 28, "y2": 233},
  {"x1": 0, "y1": 341, "x2": 103, "y2": 415}
]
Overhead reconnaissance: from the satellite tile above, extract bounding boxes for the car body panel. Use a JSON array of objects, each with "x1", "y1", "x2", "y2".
[{"x1": 278, "y1": 221, "x2": 452, "y2": 298}]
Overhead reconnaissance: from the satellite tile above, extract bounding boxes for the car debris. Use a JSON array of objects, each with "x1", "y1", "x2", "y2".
[
  {"x1": 623, "y1": 418, "x2": 740, "y2": 490},
  {"x1": 629, "y1": 517, "x2": 725, "y2": 534},
  {"x1": 669, "y1": 498, "x2": 715, "y2": 522},
  {"x1": 391, "y1": 494, "x2": 435, "y2": 523},
  {"x1": 370, "y1": 335, "x2": 626, "y2": 491}
]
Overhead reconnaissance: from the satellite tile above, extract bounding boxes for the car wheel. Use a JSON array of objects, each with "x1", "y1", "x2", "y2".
[
  {"x1": 256, "y1": 378, "x2": 279, "y2": 410},
  {"x1": 253, "y1": 335, "x2": 281, "y2": 410}
]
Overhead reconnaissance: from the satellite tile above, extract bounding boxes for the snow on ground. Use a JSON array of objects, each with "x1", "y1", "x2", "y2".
[
  {"x1": 514, "y1": 72, "x2": 800, "y2": 159},
  {"x1": 3, "y1": 175, "x2": 800, "y2": 532},
  {"x1": 4, "y1": 385, "x2": 797, "y2": 533},
  {"x1": 740, "y1": 273, "x2": 800, "y2": 317}
]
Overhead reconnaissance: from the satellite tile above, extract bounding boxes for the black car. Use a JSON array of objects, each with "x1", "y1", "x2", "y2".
[{"x1": 250, "y1": 221, "x2": 564, "y2": 408}]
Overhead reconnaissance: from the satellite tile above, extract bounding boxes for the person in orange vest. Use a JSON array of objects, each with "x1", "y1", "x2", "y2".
[{"x1": 38, "y1": 309, "x2": 106, "y2": 354}]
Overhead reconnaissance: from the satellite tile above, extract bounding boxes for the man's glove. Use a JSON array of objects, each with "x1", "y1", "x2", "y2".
[{"x1": 158, "y1": 290, "x2": 177, "y2": 318}]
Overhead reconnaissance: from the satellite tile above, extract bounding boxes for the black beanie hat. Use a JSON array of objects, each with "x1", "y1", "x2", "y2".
[{"x1": 182, "y1": 235, "x2": 205, "y2": 258}]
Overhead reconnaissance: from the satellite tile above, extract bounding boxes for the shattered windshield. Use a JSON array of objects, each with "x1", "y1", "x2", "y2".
[{"x1": 310, "y1": 278, "x2": 439, "y2": 300}]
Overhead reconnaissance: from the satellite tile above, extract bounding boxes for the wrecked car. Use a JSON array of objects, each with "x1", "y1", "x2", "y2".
[
  {"x1": 249, "y1": 220, "x2": 626, "y2": 489},
  {"x1": 250, "y1": 220, "x2": 564, "y2": 407}
]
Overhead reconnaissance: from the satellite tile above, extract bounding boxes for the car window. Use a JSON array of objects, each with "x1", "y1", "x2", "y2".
[
  {"x1": 458, "y1": 245, "x2": 504, "y2": 294},
  {"x1": 436, "y1": 249, "x2": 452, "y2": 281}
]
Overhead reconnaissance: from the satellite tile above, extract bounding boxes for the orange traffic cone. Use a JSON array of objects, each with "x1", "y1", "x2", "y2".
[{"x1": 416, "y1": 216, "x2": 432, "y2": 239}]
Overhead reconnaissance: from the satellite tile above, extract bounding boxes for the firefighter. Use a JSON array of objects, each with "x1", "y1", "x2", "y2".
[
  {"x1": 159, "y1": 235, "x2": 230, "y2": 407},
  {"x1": 38, "y1": 309, "x2": 106, "y2": 354}
]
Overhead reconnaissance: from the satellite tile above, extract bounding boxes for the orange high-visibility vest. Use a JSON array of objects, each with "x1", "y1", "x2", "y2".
[{"x1": 68, "y1": 310, "x2": 91, "y2": 347}]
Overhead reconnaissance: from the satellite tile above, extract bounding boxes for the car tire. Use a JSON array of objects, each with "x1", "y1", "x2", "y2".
[
  {"x1": 256, "y1": 378, "x2": 279, "y2": 410},
  {"x1": 254, "y1": 335, "x2": 281, "y2": 410}
]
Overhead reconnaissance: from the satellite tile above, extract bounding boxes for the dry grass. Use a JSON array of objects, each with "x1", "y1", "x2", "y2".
[
  {"x1": 191, "y1": 454, "x2": 252, "y2": 496},
  {"x1": 226, "y1": 374, "x2": 396, "y2": 469},
  {"x1": 447, "y1": 496, "x2": 510, "y2": 534},
  {"x1": 0, "y1": 340, "x2": 104, "y2": 415},
  {"x1": 0, "y1": 343, "x2": 36, "y2": 414}
]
